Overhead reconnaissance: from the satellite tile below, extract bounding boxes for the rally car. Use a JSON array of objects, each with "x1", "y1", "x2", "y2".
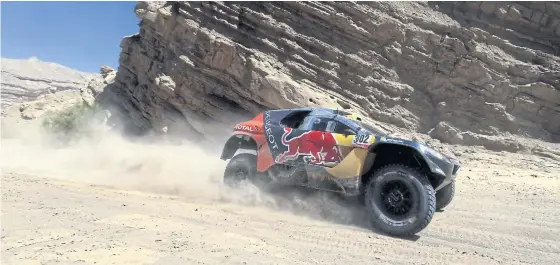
[{"x1": 220, "y1": 108, "x2": 460, "y2": 236}]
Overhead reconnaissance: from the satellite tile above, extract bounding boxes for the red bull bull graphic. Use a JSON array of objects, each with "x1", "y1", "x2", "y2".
[{"x1": 275, "y1": 127, "x2": 343, "y2": 166}]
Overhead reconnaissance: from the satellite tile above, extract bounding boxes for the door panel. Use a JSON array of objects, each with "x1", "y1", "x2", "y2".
[
  {"x1": 324, "y1": 148, "x2": 369, "y2": 179},
  {"x1": 326, "y1": 121, "x2": 376, "y2": 169},
  {"x1": 331, "y1": 133, "x2": 354, "y2": 159}
]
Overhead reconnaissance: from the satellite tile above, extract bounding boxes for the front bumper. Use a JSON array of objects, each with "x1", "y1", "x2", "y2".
[
  {"x1": 431, "y1": 157, "x2": 461, "y2": 191},
  {"x1": 418, "y1": 144, "x2": 461, "y2": 191}
]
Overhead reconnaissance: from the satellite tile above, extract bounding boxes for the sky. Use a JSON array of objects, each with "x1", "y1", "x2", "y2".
[{"x1": 1, "y1": 1, "x2": 140, "y2": 73}]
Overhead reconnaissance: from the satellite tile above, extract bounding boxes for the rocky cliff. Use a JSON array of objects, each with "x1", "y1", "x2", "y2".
[
  {"x1": 100, "y1": 1, "x2": 560, "y2": 148},
  {"x1": 0, "y1": 59, "x2": 117, "y2": 139},
  {"x1": 1, "y1": 57, "x2": 98, "y2": 112}
]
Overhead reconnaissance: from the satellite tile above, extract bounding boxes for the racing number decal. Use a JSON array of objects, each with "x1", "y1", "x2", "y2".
[{"x1": 352, "y1": 134, "x2": 370, "y2": 147}]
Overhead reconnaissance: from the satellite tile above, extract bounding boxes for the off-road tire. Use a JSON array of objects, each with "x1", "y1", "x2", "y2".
[
  {"x1": 364, "y1": 164, "x2": 436, "y2": 237},
  {"x1": 223, "y1": 154, "x2": 257, "y2": 188},
  {"x1": 436, "y1": 180, "x2": 455, "y2": 211}
]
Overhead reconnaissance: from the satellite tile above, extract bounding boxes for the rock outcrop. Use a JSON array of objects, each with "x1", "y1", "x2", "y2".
[
  {"x1": 80, "y1": 65, "x2": 116, "y2": 107},
  {"x1": 1, "y1": 63, "x2": 115, "y2": 140},
  {"x1": 1, "y1": 57, "x2": 98, "y2": 112},
  {"x1": 100, "y1": 1, "x2": 560, "y2": 146}
]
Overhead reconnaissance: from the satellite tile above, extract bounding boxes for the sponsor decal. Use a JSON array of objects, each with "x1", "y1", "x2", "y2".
[
  {"x1": 264, "y1": 111, "x2": 278, "y2": 150},
  {"x1": 235, "y1": 124, "x2": 257, "y2": 132},
  {"x1": 275, "y1": 127, "x2": 342, "y2": 166},
  {"x1": 380, "y1": 136, "x2": 404, "y2": 144},
  {"x1": 352, "y1": 134, "x2": 371, "y2": 148}
]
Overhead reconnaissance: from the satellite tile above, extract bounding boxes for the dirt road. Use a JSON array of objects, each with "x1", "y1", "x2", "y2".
[{"x1": 2, "y1": 144, "x2": 560, "y2": 265}]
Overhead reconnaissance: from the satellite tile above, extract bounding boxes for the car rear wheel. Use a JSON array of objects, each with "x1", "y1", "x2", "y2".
[
  {"x1": 364, "y1": 164, "x2": 436, "y2": 237},
  {"x1": 223, "y1": 154, "x2": 257, "y2": 188},
  {"x1": 436, "y1": 180, "x2": 455, "y2": 211}
]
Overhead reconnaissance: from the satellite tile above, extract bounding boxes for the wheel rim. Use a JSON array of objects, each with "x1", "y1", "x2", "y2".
[
  {"x1": 234, "y1": 168, "x2": 248, "y2": 181},
  {"x1": 378, "y1": 180, "x2": 415, "y2": 219},
  {"x1": 226, "y1": 166, "x2": 249, "y2": 187}
]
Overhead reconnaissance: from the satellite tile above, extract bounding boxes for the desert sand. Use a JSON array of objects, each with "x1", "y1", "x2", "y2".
[{"x1": 1, "y1": 124, "x2": 559, "y2": 265}]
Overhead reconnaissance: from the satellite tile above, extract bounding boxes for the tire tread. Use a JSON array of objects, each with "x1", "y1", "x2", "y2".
[{"x1": 436, "y1": 180, "x2": 455, "y2": 210}]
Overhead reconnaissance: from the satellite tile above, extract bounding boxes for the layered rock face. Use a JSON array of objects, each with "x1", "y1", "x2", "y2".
[
  {"x1": 1, "y1": 57, "x2": 98, "y2": 111},
  {"x1": 102, "y1": 1, "x2": 560, "y2": 146}
]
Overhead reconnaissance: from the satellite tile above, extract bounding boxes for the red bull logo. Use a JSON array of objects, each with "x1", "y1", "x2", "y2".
[{"x1": 275, "y1": 128, "x2": 343, "y2": 166}]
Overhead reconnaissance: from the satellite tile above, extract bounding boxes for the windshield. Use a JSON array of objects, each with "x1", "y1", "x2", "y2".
[
  {"x1": 356, "y1": 121, "x2": 387, "y2": 136},
  {"x1": 333, "y1": 114, "x2": 387, "y2": 136}
]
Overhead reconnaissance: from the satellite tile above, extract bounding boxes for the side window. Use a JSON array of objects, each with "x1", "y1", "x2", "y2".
[
  {"x1": 281, "y1": 111, "x2": 311, "y2": 128},
  {"x1": 311, "y1": 118, "x2": 329, "y2": 132},
  {"x1": 332, "y1": 121, "x2": 356, "y2": 135},
  {"x1": 298, "y1": 116, "x2": 330, "y2": 132}
]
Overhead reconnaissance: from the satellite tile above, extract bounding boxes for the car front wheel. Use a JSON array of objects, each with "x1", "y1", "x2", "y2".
[{"x1": 364, "y1": 164, "x2": 436, "y2": 237}]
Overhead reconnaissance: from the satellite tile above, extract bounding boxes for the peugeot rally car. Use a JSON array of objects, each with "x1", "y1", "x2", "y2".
[{"x1": 220, "y1": 108, "x2": 460, "y2": 236}]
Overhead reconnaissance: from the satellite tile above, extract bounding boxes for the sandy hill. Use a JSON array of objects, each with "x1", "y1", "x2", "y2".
[{"x1": 1, "y1": 57, "x2": 98, "y2": 110}]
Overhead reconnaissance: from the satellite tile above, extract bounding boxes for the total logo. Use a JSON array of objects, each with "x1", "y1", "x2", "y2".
[{"x1": 235, "y1": 124, "x2": 257, "y2": 132}]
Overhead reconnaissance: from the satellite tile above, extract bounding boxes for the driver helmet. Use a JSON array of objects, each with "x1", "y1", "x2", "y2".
[{"x1": 344, "y1": 114, "x2": 362, "y2": 122}]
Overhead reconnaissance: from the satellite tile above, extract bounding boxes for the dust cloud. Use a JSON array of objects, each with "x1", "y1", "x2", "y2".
[
  {"x1": 0, "y1": 111, "x2": 369, "y2": 228},
  {"x1": 0, "y1": 124, "x2": 227, "y2": 201}
]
